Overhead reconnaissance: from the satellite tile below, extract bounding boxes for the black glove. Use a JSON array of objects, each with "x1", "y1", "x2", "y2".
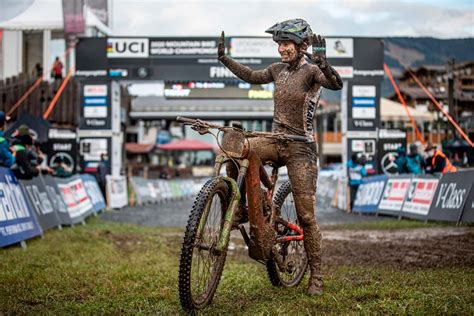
[{"x1": 309, "y1": 34, "x2": 328, "y2": 69}]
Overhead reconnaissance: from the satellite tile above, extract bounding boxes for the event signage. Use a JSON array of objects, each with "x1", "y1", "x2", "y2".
[
  {"x1": 353, "y1": 174, "x2": 387, "y2": 213},
  {"x1": 75, "y1": 36, "x2": 371, "y2": 81},
  {"x1": 80, "y1": 82, "x2": 111, "y2": 129},
  {"x1": 427, "y1": 170, "x2": 474, "y2": 222},
  {"x1": 378, "y1": 176, "x2": 412, "y2": 215},
  {"x1": 106, "y1": 175, "x2": 128, "y2": 209},
  {"x1": 460, "y1": 184, "x2": 474, "y2": 223},
  {"x1": 41, "y1": 175, "x2": 73, "y2": 225},
  {"x1": 377, "y1": 129, "x2": 407, "y2": 175},
  {"x1": 20, "y1": 177, "x2": 61, "y2": 231},
  {"x1": 401, "y1": 176, "x2": 439, "y2": 219},
  {"x1": 47, "y1": 129, "x2": 78, "y2": 174},
  {"x1": 56, "y1": 176, "x2": 94, "y2": 220},
  {"x1": 0, "y1": 168, "x2": 42, "y2": 248},
  {"x1": 80, "y1": 174, "x2": 106, "y2": 213}
]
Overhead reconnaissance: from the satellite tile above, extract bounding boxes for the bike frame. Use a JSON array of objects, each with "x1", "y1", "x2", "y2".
[{"x1": 205, "y1": 143, "x2": 304, "y2": 263}]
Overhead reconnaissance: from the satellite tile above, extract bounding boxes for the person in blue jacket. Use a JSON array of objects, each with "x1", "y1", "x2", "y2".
[
  {"x1": 347, "y1": 153, "x2": 367, "y2": 210},
  {"x1": 0, "y1": 112, "x2": 15, "y2": 168}
]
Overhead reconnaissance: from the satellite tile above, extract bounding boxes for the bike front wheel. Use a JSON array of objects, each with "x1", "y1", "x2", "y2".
[
  {"x1": 266, "y1": 180, "x2": 308, "y2": 287},
  {"x1": 178, "y1": 177, "x2": 231, "y2": 310}
]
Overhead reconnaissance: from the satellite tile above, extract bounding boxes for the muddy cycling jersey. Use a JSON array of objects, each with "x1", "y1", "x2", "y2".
[{"x1": 219, "y1": 56, "x2": 342, "y2": 141}]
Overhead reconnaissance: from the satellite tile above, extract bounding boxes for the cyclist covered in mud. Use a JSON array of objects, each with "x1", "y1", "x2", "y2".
[{"x1": 218, "y1": 19, "x2": 343, "y2": 296}]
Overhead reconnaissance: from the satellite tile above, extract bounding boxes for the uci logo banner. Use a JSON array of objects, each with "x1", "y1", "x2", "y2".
[{"x1": 107, "y1": 38, "x2": 149, "y2": 58}]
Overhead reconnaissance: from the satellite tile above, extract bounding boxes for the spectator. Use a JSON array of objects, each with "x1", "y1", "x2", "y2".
[
  {"x1": 406, "y1": 144, "x2": 423, "y2": 175},
  {"x1": 394, "y1": 146, "x2": 408, "y2": 174},
  {"x1": 424, "y1": 144, "x2": 457, "y2": 174},
  {"x1": 52, "y1": 157, "x2": 72, "y2": 178},
  {"x1": 347, "y1": 153, "x2": 367, "y2": 210},
  {"x1": 11, "y1": 135, "x2": 39, "y2": 180},
  {"x1": 34, "y1": 62, "x2": 43, "y2": 78},
  {"x1": 97, "y1": 153, "x2": 108, "y2": 198},
  {"x1": 0, "y1": 112, "x2": 15, "y2": 168},
  {"x1": 52, "y1": 57, "x2": 63, "y2": 80}
]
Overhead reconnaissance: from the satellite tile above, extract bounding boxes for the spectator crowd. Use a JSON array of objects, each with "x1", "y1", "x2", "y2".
[{"x1": 0, "y1": 111, "x2": 72, "y2": 180}]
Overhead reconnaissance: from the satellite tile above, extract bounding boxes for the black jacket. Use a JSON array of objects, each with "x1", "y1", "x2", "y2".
[{"x1": 12, "y1": 148, "x2": 39, "y2": 180}]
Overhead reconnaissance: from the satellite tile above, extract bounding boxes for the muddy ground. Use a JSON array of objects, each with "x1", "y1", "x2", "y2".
[{"x1": 216, "y1": 227, "x2": 474, "y2": 269}]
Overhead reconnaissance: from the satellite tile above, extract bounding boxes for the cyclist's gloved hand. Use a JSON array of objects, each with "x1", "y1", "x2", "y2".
[
  {"x1": 218, "y1": 31, "x2": 226, "y2": 59},
  {"x1": 310, "y1": 34, "x2": 328, "y2": 69}
]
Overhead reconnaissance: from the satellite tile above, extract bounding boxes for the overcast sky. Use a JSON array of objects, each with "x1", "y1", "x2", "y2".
[{"x1": 112, "y1": 0, "x2": 474, "y2": 38}]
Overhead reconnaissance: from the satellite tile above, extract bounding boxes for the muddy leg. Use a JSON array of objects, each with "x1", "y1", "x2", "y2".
[
  {"x1": 284, "y1": 142, "x2": 321, "y2": 295},
  {"x1": 293, "y1": 193, "x2": 323, "y2": 295}
]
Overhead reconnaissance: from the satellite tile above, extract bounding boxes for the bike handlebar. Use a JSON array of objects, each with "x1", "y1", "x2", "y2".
[{"x1": 177, "y1": 116, "x2": 311, "y2": 143}]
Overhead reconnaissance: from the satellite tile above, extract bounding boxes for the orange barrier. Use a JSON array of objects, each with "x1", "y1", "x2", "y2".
[
  {"x1": 384, "y1": 64, "x2": 425, "y2": 145},
  {"x1": 43, "y1": 70, "x2": 74, "y2": 120},
  {"x1": 408, "y1": 70, "x2": 473, "y2": 147}
]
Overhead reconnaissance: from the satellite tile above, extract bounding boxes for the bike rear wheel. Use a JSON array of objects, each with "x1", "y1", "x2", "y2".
[
  {"x1": 266, "y1": 180, "x2": 308, "y2": 287},
  {"x1": 178, "y1": 177, "x2": 231, "y2": 310}
]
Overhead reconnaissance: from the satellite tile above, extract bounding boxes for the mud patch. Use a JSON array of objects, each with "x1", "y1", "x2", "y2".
[
  {"x1": 98, "y1": 230, "x2": 144, "y2": 253},
  {"x1": 322, "y1": 228, "x2": 474, "y2": 268}
]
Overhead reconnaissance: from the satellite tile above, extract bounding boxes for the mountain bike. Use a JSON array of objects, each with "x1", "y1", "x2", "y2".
[{"x1": 177, "y1": 117, "x2": 308, "y2": 311}]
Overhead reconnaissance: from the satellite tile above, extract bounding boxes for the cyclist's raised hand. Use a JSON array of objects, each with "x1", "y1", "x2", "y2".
[
  {"x1": 310, "y1": 34, "x2": 327, "y2": 67},
  {"x1": 218, "y1": 31, "x2": 226, "y2": 59}
]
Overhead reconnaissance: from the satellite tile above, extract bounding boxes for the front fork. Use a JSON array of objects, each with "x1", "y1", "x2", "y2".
[{"x1": 197, "y1": 156, "x2": 248, "y2": 254}]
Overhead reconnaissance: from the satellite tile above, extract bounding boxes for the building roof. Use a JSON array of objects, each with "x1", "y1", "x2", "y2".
[
  {"x1": 157, "y1": 139, "x2": 215, "y2": 151},
  {"x1": 125, "y1": 143, "x2": 155, "y2": 154},
  {"x1": 131, "y1": 97, "x2": 275, "y2": 119},
  {"x1": 0, "y1": 0, "x2": 112, "y2": 34},
  {"x1": 381, "y1": 98, "x2": 435, "y2": 122}
]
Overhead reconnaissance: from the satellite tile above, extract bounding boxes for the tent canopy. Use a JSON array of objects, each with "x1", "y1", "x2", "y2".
[
  {"x1": 157, "y1": 139, "x2": 215, "y2": 151},
  {"x1": 381, "y1": 98, "x2": 435, "y2": 122}
]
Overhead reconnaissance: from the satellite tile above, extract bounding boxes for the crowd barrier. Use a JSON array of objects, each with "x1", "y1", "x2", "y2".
[
  {"x1": 352, "y1": 169, "x2": 474, "y2": 223},
  {"x1": 130, "y1": 177, "x2": 208, "y2": 206},
  {"x1": 0, "y1": 168, "x2": 106, "y2": 248}
]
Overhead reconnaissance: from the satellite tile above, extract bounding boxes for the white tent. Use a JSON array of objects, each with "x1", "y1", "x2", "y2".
[
  {"x1": 0, "y1": 0, "x2": 111, "y2": 34},
  {"x1": 381, "y1": 98, "x2": 435, "y2": 122}
]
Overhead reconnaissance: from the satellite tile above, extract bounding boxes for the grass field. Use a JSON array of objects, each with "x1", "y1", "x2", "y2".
[{"x1": 0, "y1": 218, "x2": 473, "y2": 314}]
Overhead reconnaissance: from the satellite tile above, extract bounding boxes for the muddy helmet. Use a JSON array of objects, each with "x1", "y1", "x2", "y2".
[{"x1": 265, "y1": 19, "x2": 313, "y2": 45}]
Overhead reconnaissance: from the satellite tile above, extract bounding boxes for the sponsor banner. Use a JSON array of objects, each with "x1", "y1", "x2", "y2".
[
  {"x1": 353, "y1": 85, "x2": 376, "y2": 97},
  {"x1": 378, "y1": 176, "x2": 412, "y2": 215},
  {"x1": 56, "y1": 176, "x2": 94, "y2": 220},
  {"x1": 41, "y1": 175, "x2": 73, "y2": 225},
  {"x1": 80, "y1": 174, "x2": 106, "y2": 213},
  {"x1": 428, "y1": 170, "x2": 474, "y2": 222},
  {"x1": 461, "y1": 183, "x2": 474, "y2": 223},
  {"x1": 47, "y1": 129, "x2": 77, "y2": 174},
  {"x1": 352, "y1": 107, "x2": 376, "y2": 119},
  {"x1": 326, "y1": 38, "x2": 353, "y2": 58},
  {"x1": 0, "y1": 168, "x2": 42, "y2": 248},
  {"x1": 150, "y1": 38, "x2": 218, "y2": 56},
  {"x1": 84, "y1": 85, "x2": 107, "y2": 97},
  {"x1": 353, "y1": 175, "x2": 387, "y2": 213},
  {"x1": 80, "y1": 82, "x2": 111, "y2": 129},
  {"x1": 84, "y1": 106, "x2": 107, "y2": 118},
  {"x1": 107, "y1": 38, "x2": 149, "y2": 58},
  {"x1": 106, "y1": 175, "x2": 128, "y2": 209},
  {"x1": 20, "y1": 177, "x2": 61, "y2": 231},
  {"x1": 230, "y1": 38, "x2": 277, "y2": 58},
  {"x1": 401, "y1": 176, "x2": 439, "y2": 219},
  {"x1": 333, "y1": 66, "x2": 353, "y2": 79},
  {"x1": 317, "y1": 171, "x2": 339, "y2": 209},
  {"x1": 83, "y1": 97, "x2": 107, "y2": 106},
  {"x1": 378, "y1": 130, "x2": 407, "y2": 175}
]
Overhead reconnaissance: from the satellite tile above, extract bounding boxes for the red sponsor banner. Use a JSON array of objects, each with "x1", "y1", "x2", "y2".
[
  {"x1": 378, "y1": 177, "x2": 412, "y2": 211},
  {"x1": 402, "y1": 177, "x2": 439, "y2": 216}
]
